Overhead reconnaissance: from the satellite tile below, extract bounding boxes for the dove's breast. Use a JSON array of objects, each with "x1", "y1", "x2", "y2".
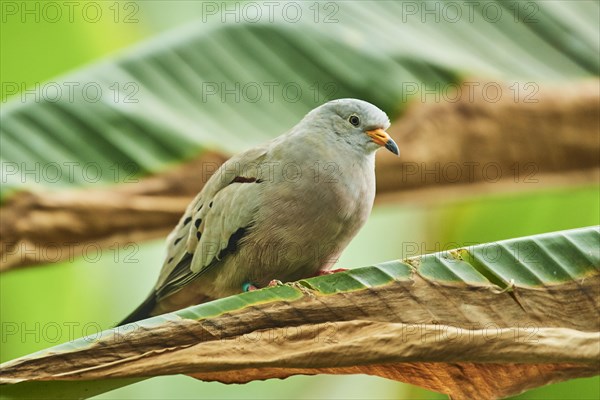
[{"x1": 239, "y1": 152, "x2": 376, "y2": 284}]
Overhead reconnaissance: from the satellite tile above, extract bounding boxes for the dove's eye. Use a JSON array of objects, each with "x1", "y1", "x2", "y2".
[{"x1": 348, "y1": 115, "x2": 360, "y2": 126}]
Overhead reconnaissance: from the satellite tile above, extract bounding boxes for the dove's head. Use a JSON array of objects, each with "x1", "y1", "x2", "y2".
[{"x1": 303, "y1": 98, "x2": 399, "y2": 156}]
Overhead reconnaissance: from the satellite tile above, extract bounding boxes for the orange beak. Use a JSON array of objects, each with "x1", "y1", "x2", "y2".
[{"x1": 366, "y1": 128, "x2": 399, "y2": 156}]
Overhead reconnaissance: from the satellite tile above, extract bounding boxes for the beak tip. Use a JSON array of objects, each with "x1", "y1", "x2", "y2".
[{"x1": 385, "y1": 140, "x2": 400, "y2": 156}]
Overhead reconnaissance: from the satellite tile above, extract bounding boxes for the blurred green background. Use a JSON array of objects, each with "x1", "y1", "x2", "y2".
[{"x1": 1, "y1": 1, "x2": 598, "y2": 399}]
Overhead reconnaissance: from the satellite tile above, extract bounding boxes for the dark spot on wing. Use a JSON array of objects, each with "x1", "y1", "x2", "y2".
[
  {"x1": 217, "y1": 227, "x2": 248, "y2": 260},
  {"x1": 195, "y1": 218, "x2": 202, "y2": 228},
  {"x1": 232, "y1": 176, "x2": 251, "y2": 183},
  {"x1": 197, "y1": 204, "x2": 203, "y2": 212},
  {"x1": 168, "y1": 257, "x2": 174, "y2": 264},
  {"x1": 232, "y1": 176, "x2": 263, "y2": 184},
  {"x1": 183, "y1": 216, "x2": 192, "y2": 226},
  {"x1": 174, "y1": 237, "x2": 182, "y2": 245},
  {"x1": 196, "y1": 231, "x2": 202, "y2": 240},
  {"x1": 209, "y1": 201, "x2": 213, "y2": 208}
]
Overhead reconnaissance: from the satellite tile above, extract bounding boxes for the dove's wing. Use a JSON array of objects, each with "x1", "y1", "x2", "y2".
[{"x1": 153, "y1": 146, "x2": 269, "y2": 301}]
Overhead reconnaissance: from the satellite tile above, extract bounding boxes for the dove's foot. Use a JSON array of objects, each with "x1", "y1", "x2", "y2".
[
  {"x1": 243, "y1": 280, "x2": 281, "y2": 292},
  {"x1": 315, "y1": 268, "x2": 348, "y2": 276},
  {"x1": 242, "y1": 282, "x2": 258, "y2": 292}
]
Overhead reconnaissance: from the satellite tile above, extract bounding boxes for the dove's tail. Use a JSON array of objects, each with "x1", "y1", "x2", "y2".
[{"x1": 116, "y1": 293, "x2": 156, "y2": 327}]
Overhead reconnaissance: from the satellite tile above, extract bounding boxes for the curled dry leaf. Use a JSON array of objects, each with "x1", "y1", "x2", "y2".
[{"x1": 1, "y1": 227, "x2": 598, "y2": 399}]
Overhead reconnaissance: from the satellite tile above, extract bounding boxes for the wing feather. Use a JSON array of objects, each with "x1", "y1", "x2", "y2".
[{"x1": 152, "y1": 146, "x2": 268, "y2": 300}]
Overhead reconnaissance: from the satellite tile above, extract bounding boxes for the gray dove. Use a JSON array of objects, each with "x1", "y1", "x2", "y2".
[{"x1": 119, "y1": 98, "x2": 398, "y2": 325}]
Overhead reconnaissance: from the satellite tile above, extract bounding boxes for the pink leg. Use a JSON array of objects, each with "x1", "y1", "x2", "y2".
[{"x1": 242, "y1": 282, "x2": 258, "y2": 292}]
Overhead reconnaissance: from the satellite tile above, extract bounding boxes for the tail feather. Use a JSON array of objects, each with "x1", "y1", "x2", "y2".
[{"x1": 116, "y1": 293, "x2": 157, "y2": 326}]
